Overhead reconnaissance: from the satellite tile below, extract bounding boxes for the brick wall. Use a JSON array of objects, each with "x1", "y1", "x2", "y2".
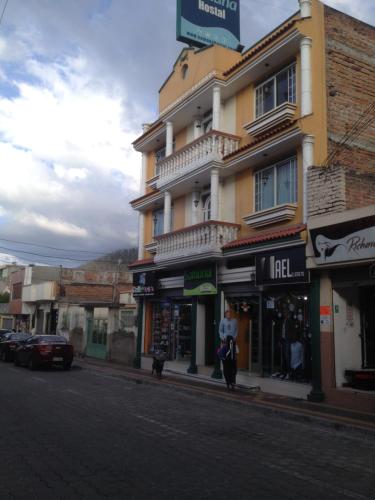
[
  {"x1": 62, "y1": 284, "x2": 113, "y2": 302},
  {"x1": 324, "y1": 6, "x2": 375, "y2": 211},
  {"x1": 307, "y1": 164, "x2": 346, "y2": 217}
]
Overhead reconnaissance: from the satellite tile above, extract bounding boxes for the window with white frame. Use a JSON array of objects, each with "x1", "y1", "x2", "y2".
[
  {"x1": 120, "y1": 310, "x2": 135, "y2": 329},
  {"x1": 255, "y1": 64, "x2": 296, "y2": 118},
  {"x1": 152, "y1": 206, "x2": 174, "y2": 237},
  {"x1": 202, "y1": 193, "x2": 211, "y2": 221},
  {"x1": 255, "y1": 157, "x2": 297, "y2": 212}
]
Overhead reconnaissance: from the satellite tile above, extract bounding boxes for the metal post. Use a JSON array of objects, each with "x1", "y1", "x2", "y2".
[
  {"x1": 134, "y1": 297, "x2": 144, "y2": 369},
  {"x1": 308, "y1": 275, "x2": 325, "y2": 401},
  {"x1": 211, "y1": 290, "x2": 223, "y2": 379},
  {"x1": 188, "y1": 297, "x2": 198, "y2": 374}
]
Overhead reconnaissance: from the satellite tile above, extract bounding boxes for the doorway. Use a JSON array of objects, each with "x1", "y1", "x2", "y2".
[{"x1": 360, "y1": 286, "x2": 375, "y2": 368}]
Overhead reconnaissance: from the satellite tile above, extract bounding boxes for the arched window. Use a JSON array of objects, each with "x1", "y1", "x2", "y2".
[{"x1": 202, "y1": 194, "x2": 211, "y2": 221}]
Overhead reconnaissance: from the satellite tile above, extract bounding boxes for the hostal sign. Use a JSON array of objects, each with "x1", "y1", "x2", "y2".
[
  {"x1": 177, "y1": 0, "x2": 241, "y2": 51},
  {"x1": 256, "y1": 247, "x2": 308, "y2": 286}
]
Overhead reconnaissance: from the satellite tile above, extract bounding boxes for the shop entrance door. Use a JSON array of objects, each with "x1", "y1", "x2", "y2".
[
  {"x1": 361, "y1": 286, "x2": 375, "y2": 368},
  {"x1": 86, "y1": 318, "x2": 107, "y2": 360},
  {"x1": 171, "y1": 303, "x2": 192, "y2": 361}
]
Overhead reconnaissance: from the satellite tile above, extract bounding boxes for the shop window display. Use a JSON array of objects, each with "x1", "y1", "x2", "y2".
[
  {"x1": 151, "y1": 302, "x2": 192, "y2": 361},
  {"x1": 263, "y1": 293, "x2": 311, "y2": 382}
]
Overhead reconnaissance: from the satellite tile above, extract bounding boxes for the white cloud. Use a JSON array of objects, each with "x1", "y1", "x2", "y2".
[{"x1": 17, "y1": 211, "x2": 89, "y2": 238}]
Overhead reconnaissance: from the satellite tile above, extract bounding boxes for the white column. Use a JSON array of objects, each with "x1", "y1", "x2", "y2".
[
  {"x1": 193, "y1": 118, "x2": 202, "y2": 139},
  {"x1": 300, "y1": 37, "x2": 313, "y2": 117},
  {"x1": 191, "y1": 191, "x2": 200, "y2": 225},
  {"x1": 210, "y1": 168, "x2": 219, "y2": 220},
  {"x1": 299, "y1": 0, "x2": 312, "y2": 18},
  {"x1": 140, "y1": 153, "x2": 147, "y2": 195},
  {"x1": 212, "y1": 86, "x2": 221, "y2": 131},
  {"x1": 302, "y1": 134, "x2": 315, "y2": 223},
  {"x1": 163, "y1": 191, "x2": 172, "y2": 233},
  {"x1": 166, "y1": 121, "x2": 174, "y2": 157},
  {"x1": 138, "y1": 213, "x2": 145, "y2": 259}
]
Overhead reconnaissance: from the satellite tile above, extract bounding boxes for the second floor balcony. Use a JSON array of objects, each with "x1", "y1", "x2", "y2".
[
  {"x1": 156, "y1": 131, "x2": 240, "y2": 189},
  {"x1": 154, "y1": 220, "x2": 240, "y2": 266}
]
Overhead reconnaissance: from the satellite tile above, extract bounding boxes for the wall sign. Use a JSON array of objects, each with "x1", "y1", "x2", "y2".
[
  {"x1": 255, "y1": 246, "x2": 308, "y2": 286},
  {"x1": 176, "y1": 0, "x2": 241, "y2": 51},
  {"x1": 184, "y1": 265, "x2": 217, "y2": 296},
  {"x1": 310, "y1": 216, "x2": 375, "y2": 265},
  {"x1": 132, "y1": 272, "x2": 156, "y2": 297}
]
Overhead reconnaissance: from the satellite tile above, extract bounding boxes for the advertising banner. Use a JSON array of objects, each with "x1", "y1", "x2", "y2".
[
  {"x1": 183, "y1": 265, "x2": 217, "y2": 296},
  {"x1": 310, "y1": 216, "x2": 375, "y2": 265},
  {"x1": 177, "y1": 0, "x2": 241, "y2": 51},
  {"x1": 132, "y1": 272, "x2": 156, "y2": 297},
  {"x1": 255, "y1": 246, "x2": 309, "y2": 286}
]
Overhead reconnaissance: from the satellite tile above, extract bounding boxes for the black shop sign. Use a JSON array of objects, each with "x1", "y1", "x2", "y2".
[
  {"x1": 133, "y1": 272, "x2": 156, "y2": 296},
  {"x1": 255, "y1": 246, "x2": 308, "y2": 286}
]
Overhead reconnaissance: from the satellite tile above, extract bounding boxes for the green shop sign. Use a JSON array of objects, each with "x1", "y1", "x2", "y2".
[{"x1": 183, "y1": 265, "x2": 217, "y2": 296}]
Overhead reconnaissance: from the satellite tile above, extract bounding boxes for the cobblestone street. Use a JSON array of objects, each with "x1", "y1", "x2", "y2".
[{"x1": 1, "y1": 361, "x2": 374, "y2": 500}]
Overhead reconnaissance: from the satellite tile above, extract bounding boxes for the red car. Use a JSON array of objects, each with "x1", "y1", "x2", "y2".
[
  {"x1": 0, "y1": 332, "x2": 31, "y2": 362},
  {"x1": 14, "y1": 335, "x2": 74, "y2": 370}
]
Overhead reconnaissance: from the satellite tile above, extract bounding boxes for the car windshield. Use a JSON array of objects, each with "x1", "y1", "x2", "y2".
[
  {"x1": 9, "y1": 333, "x2": 30, "y2": 341},
  {"x1": 37, "y1": 336, "x2": 67, "y2": 343}
]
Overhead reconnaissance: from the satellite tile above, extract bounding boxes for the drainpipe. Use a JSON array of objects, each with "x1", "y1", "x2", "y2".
[
  {"x1": 302, "y1": 135, "x2": 315, "y2": 223},
  {"x1": 300, "y1": 37, "x2": 313, "y2": 117},
  {"x1": 299, "y1": 0, "x2": 312, "y2": 18}
]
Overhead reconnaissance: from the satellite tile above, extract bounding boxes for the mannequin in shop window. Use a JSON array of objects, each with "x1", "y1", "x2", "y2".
[
  {"x1": 290, "y1": 331, "x2": 304, "y2": 381},
  {"x1": 277, "y1": 308, "x2": 294, "y2": 380}
]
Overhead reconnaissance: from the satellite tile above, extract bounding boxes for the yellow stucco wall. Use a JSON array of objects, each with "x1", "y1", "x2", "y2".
[
  {"x1": 159, "y1": 45, "x2": 241, "y2": 113},
  {"x1": 172, "y1": 195, "x2": 186, "y2": 231}
]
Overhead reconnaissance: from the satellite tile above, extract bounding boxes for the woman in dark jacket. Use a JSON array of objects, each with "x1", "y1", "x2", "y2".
[{"x1": 218, "y1": 335, "x2": 237, "y2": 391}]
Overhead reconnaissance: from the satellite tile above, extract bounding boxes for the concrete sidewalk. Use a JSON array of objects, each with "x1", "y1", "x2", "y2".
[{"x1": 75, "y1": 356, "x2": 375, "y2": 435}]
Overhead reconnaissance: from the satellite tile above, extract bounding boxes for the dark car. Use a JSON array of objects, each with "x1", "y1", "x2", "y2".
[
  {"x1": 14, "y1": 335, "x2": 74, "y2": 370},
  {"x1": 0, "y1": 332, "x2": 30, "y2": 362},
  {"x1": 0, "y1": 329, "x2": 12, "y2": 341}
]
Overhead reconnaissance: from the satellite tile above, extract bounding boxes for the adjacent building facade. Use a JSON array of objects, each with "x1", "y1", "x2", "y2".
[{"x1": 130, "y1": 0, "x2": 374, "y2": 404}]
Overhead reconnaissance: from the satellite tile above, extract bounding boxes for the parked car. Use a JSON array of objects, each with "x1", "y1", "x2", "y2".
[
  {"x1": 14, "y1": 335, "x2": 74, "y2": 370},
  {"x1": 0, "y1": 332, "x2": 30, "y2": 362},
  {"x1": 0, "y1": 329, "x2": 12, "y2": 341}
]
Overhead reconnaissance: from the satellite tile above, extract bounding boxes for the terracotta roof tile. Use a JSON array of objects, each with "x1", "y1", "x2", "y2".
[
  {"x1": 223, "y1": 19, "x2": 297, "y2": 77},
  {"x1": 224, "y1": 120, "x2": 298, "y2": 161},
  {"x1": 128, "y1": 258, "x2": 154, "y2": 269},
  {"x1": 223, "y1": 223, "x2": 306, "y2": 250}
]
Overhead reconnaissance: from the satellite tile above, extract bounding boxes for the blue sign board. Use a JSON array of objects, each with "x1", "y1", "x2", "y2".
[{"x1": 177, "y1": 0, "x2": 241, "y2": 51}]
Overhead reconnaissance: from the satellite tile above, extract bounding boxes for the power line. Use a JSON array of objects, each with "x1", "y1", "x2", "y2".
[
  {"x1": 0, "y1": 237, "x2": 108, "y2": 255},
  {"x1": 0, "y1": 0, "x2": 9, "y2": 27}
]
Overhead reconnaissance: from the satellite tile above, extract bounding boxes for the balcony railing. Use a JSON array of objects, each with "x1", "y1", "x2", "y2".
[
  {"x1": 154, "y1": 220, "x2": 240, "y2": 264},
  {"x1": 156, "y1": 131, "x2": 240, "y2": 188}
]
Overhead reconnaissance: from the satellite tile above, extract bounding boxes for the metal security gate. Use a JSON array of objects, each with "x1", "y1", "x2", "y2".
[{"x1": 86, "y1": 317, "x2": 107, "y2": 360}]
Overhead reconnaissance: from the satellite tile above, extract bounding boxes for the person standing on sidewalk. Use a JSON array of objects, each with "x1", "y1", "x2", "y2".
[
  {"x1": 219, "y1": 309, "x2": 238, "y2": 343},
  {"x1": 218, "y1": 310, "x2": 238, "y2": 390}
]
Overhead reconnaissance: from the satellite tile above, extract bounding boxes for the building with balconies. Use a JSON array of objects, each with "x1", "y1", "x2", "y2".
[{"x1": 130, "y1": 0, "x2": 374, "y2": 399}]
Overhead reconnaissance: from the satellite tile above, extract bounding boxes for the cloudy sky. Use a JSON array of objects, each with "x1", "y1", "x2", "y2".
[{"x1": 0, "y1": 0, "x2": 374, "y2": 267}]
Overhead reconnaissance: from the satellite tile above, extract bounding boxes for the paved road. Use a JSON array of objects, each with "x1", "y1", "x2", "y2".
[{"x1": 1, "y1": 361, "x2": 374, "y2": 500}]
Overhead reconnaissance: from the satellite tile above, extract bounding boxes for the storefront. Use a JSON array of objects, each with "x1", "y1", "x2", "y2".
[
  {"x1": 309, "y1": 212, "x2": 375, "y2": 409},
  {"x1": 222, "y1": 244, "x2": 312, "y2": 383}
]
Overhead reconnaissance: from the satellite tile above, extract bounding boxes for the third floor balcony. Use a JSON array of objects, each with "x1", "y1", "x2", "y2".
[{"x1": 156, "y1": 131, "x2": 240, "y2": 189}]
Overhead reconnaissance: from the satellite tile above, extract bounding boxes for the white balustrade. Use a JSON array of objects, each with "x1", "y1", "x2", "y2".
[
  {"x1": 154, "y1": 221, "x2": 240, "y2": 264},
  {"x1": 156, "y1": 131, "x2": 240, "y2": 188}
]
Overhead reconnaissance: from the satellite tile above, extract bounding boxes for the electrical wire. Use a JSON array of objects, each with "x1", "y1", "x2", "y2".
[
  {"x1": 0, "y1": 237, "x2": 108, "y2": 255},
  {"x1": 0, "y1": 0, "x2": 9, "y2": 27}
]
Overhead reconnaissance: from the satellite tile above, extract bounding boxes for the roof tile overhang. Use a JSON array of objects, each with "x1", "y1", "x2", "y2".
[
  {"x1": 128, "y1": 258, "x2": 155, "y2": 269},
  {"x1": 223, "y1": 223, "x2": 306, "y2": 251},
  {"x1": 130, "y1": 189, "x2": 160, "y2": 207},
  {"x1": 223, "y1": 17, "x2": 298, "y2": 78}
]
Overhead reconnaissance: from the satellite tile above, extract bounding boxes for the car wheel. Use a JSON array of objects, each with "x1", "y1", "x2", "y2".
[
  {"x1": 63, "y1": 362, "x2": 72, "y2": 371},
  {"x1": 28, "y1": 356, "x2": 37, "y2": 371}
]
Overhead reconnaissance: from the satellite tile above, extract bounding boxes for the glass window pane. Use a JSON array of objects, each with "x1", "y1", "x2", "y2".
[
  {"x1": 153, "y1": 209, "x2": 164, "y2": 237},
  {"x1": 256, "y1": 167, "x2": 274, "y2": 211},
  {"x1": 276, "y1": 69, "x2": 288, "y2": 106},
  {"x1": 262, "y1": 80, "x2": 275, "y2": 114},
  {"x1": 276, "y1": 158, "x2": 297, "y2": 205}
]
